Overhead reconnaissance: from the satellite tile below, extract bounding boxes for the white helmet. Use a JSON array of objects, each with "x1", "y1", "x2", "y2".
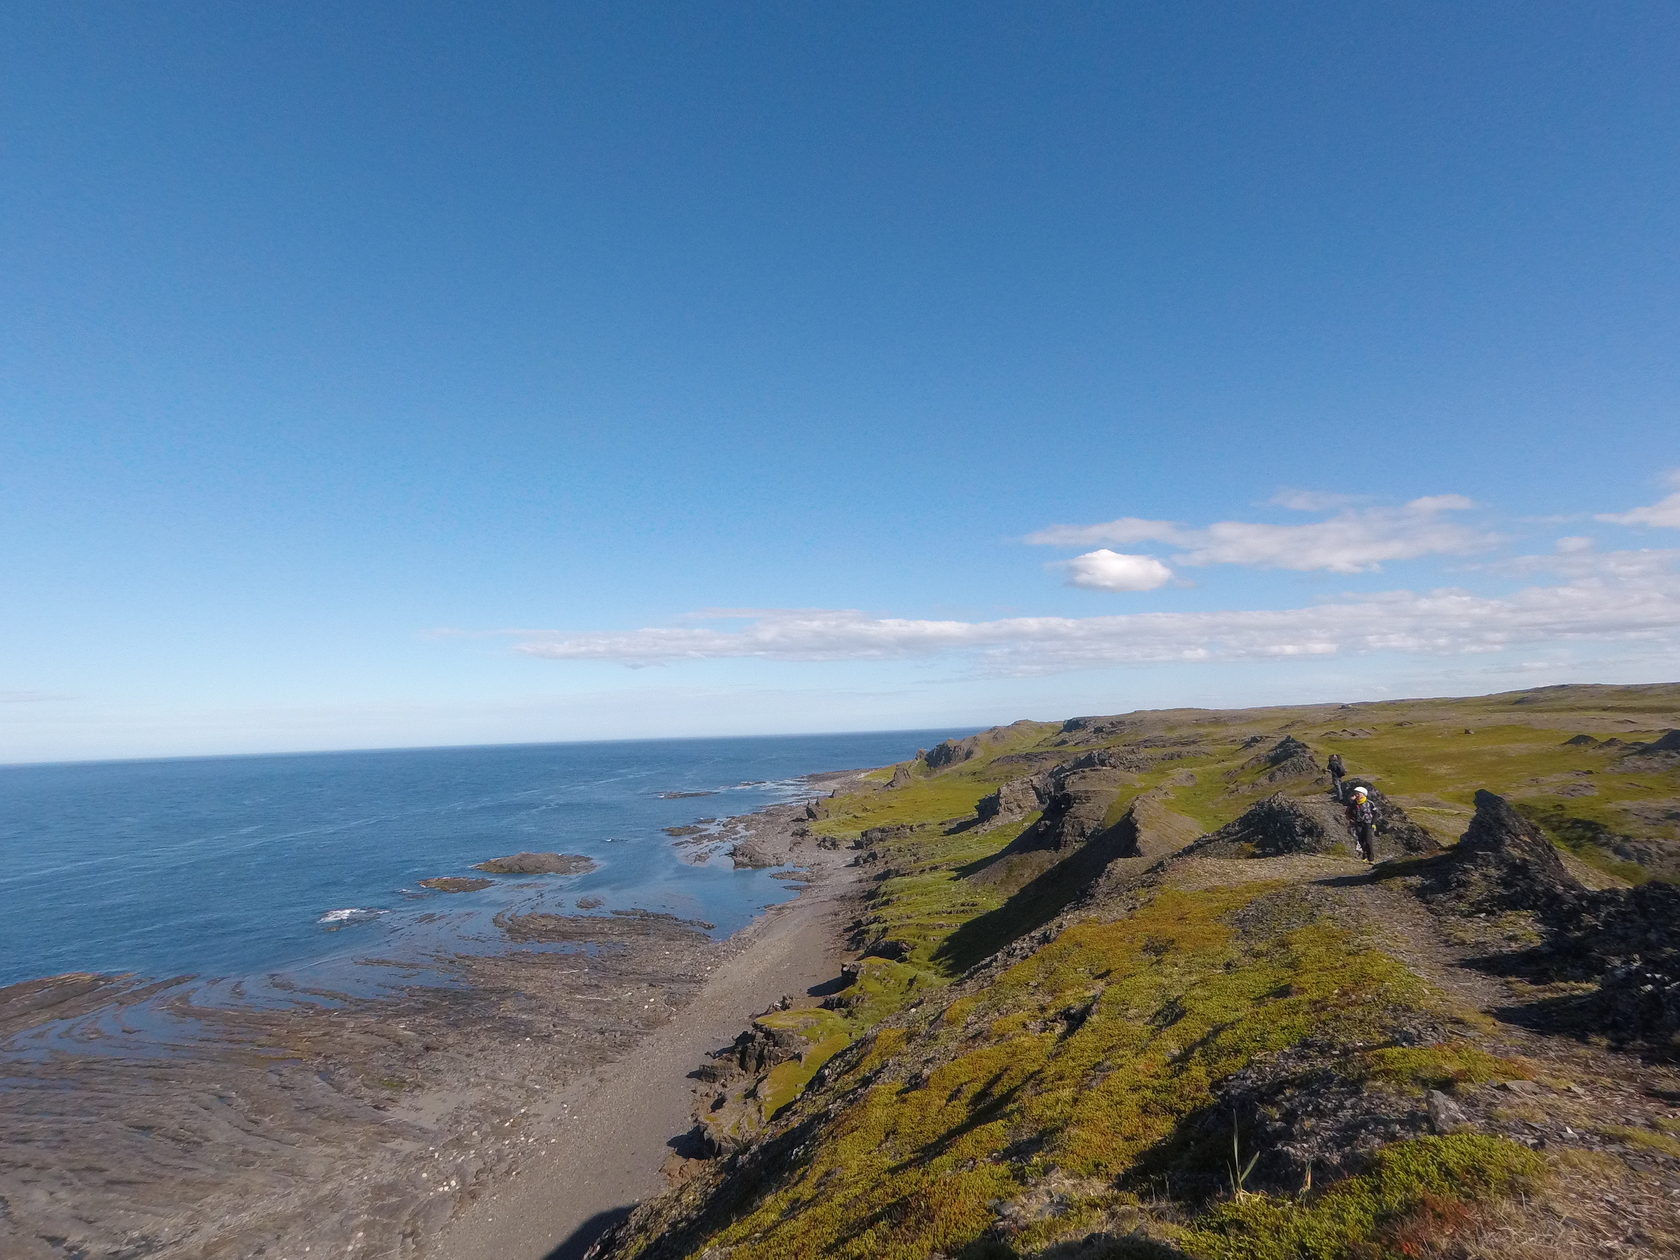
[{"x1": 1351, "y1": 785, "x2": 1369, "y2": 797}]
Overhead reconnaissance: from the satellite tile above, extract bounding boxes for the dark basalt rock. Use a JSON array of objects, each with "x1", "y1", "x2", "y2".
[
  {"x1": 1563, "y1": 734, "x2": 1601, "y2": 747},
  {"x1": 920, "y1": 720, "x2": 1042, "y2": 771},
  {"x1": 417, "y1": 876, "x2": 494, "y2": 893},
  {"x1": 922, "y1": 734, "x2": 988, "y2": 770},
  {"x1": 1620, "y1": 729, "x2": 1680, "y2": 770},
  {"x1": 1057, "y1": 747, "x2": 1151, "y2": 774},
  {"x1": 1426, "y1": 790, "x2": 1583, "y2": 914},
  {"x1": 1196, "y1": 795, "x2": 1344, "y2": 857},
  {"x1": 1152, "y1": 1038, "x2": 1434, "y2": 1198},
  {"x1": 473, "y1": 852, "x2": 597, "y2": 876},
  {"x1": 975, "y1": 773, "x2": 1050, "y2": 826},
  {"x1": 721, "y1": 1022, "x2": 805, "y2": 1076},
  {"x1": 1545, "y1": 882, "x2": 1680, "y2": 1056},
  {"x1": 861, "y1": 938, "x2": 911, "y2": 961},
  {"x1": 1195, "y1": 788, "x2": 1439, "y2": 862},
  {"x1": 974, "y1": 751, "x2": 1150, "y2": 831},
  {"x1": 1239, "y1": 736, "x2": 1327, "y2": 788},
  {"x1": 1007, "y1": 768, "x2": 1131, "y2": 854}
]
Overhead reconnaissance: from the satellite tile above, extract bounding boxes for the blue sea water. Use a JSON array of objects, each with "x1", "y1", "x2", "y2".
[{"x1": 0, "y1": 731, "x2": 963, "y2": 991}]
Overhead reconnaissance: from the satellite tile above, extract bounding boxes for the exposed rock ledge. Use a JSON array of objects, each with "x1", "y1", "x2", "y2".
[{"x1": 473, "y1": 852, "x2": 597, "y2": 876}]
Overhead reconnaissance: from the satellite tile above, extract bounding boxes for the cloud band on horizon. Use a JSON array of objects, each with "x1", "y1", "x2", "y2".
[{"x1": 509, "y1": 549, "x2": 1680, "y2": 676}]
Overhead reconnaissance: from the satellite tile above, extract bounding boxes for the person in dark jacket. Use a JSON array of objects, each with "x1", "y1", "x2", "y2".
[
  {"x1": 1345, "y1": 784, "x2": 1375, "y2": 861},
  {"x1": 1327, "y1": 752, "x2": 1347, "y2": 801}
]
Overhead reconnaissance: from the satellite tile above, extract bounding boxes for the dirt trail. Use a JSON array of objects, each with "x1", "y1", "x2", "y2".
[{"x1": 1321, "y1": 867, "x2": 1680, "y2": 1256}]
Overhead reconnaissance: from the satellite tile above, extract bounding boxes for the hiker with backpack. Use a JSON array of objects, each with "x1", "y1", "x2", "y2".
[
  {"x1": 1327, "y1": 752, "x2": 1347, "y2": 801},
  {"x1": 1345, "y1": 784, "x2": 1376, "y2": 861}
]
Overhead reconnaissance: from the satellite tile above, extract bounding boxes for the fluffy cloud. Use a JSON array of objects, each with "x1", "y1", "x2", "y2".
[
  {"x1": 1596, "y1": 472, "x2": 1680, "y2": 529},
  {"x1": 514, "y1": 552, "x2": 1680, "y2": 674},
  {"x1": 1059, "y1": 549, "x2": 1174, "y2": 591},
  {"x1": 1026, "y1": 496, "x2": 1494, "y2": 574}
]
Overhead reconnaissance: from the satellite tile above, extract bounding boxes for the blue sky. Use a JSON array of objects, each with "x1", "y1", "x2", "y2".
[{"x1": 4, "y1": 2, "x2": 1678, "y2": 762}]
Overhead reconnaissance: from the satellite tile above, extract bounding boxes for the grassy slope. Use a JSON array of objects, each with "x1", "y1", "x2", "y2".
[{"x1": 613, "y1": 683, "x2": 1680, "y2": 1260}]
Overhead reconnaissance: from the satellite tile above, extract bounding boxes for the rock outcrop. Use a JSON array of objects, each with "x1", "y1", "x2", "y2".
[
  {"x1": 972, "y1": 750, "x2": 1149, "y2": 831},
  {"x1": 920, "y1": 720, "x2": 1042, "y2": 771},
  {"x1": 1563, "y1": 882, "x2": 1680, "y2": 1056},
  {"x1": 1194, "y1": 788, "x2": 1439, "y2": 862},
  {"x1": 1195, "y1": 794, "x2": 1346, "y2": 858},
  {"x1": 472, "y1": 852, "x2": 597, "y2": 876},
  {"x1": 1241, "y1": 735, "x2": 1325, "y2": 787},
  {"x1": 1101, "y1": 789, "x2": 1203, "y2": 861},
  {"x1": 1006, "y1": 768, "x2": 1132, "y2": 854},
  {"x1": 974, "y1": 773, "x2": 1050, "y2": 826},
  {"x1": 1620, "y1": 729, "x2": 1680, "y2": 770},
  {"x1": 1425, "y1": 790, "x2": 1583, "y2": 913}
]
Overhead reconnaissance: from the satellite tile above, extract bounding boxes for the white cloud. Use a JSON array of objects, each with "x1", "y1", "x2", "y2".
[
  {"x1": 1059, "y1": 549, "x2": 1174, "y2": 591},
  {"x1": 1596, "y1": 473, "x2": 1680, "y2": 529},
  {"x1": 1028, "y1": 496, "x2": 1494, "y2": 574},
  {"x1": 513, "y1": 553, "x2": 1680, "y2": 675},
  {"x1": 1024, "y1": 516, "x2": 1185, "y2": 548},
  {"x1": 1403, "y1": 493, "x2": 1475, "y2": 513},
  {"x1": 1269, "y1": 489, "x2": 1364, "y2": 512}
]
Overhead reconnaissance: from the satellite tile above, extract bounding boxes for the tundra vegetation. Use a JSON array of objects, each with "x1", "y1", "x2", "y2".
[{"x1": 597, "y1": 683, "x2": 1680, "y2": 1260}]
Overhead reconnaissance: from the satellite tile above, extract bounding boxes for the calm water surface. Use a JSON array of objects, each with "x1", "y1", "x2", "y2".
[{"x1": 0, "y1": 731, "x2": 963, "y2": 989}]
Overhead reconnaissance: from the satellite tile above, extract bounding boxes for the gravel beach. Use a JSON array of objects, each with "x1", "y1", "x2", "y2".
[{"x1": 0, "y1": 772, "x2": 871, "y2": 1260}]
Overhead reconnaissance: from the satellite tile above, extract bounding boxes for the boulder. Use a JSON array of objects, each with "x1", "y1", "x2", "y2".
[{"x1": 886, "y1": 764, "x2": 913, "y2": 789}]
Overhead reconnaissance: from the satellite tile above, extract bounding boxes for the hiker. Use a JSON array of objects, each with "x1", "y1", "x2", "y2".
[
  {"x1": 1327, "y1": 752, "x2": 1347, "y2": 801},
  {"x1": 1345, "y1": 785, "x2": 1376, "y2": 861}
]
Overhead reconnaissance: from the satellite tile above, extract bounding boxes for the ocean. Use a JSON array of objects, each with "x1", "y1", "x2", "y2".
[{"x1": 0, "y1": 730, "x2": 962, "y2": 991}]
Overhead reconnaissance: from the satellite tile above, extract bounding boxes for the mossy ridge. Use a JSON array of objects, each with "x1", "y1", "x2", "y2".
[
  {"x1": 819, "y1": 686, "x2": 1679, "y2": 877},
  {"x1": 1182, "y1": 1133, "x2": 1545, "y2": 1260},
  {"x1": 682, "y1": 883, "x2": 1458, "y2": 1260}
]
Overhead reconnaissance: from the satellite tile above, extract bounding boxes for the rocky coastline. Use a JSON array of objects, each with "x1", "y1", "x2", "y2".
[{"x1": 0, "y1": 770, "x2": 873, "y2": 1260}]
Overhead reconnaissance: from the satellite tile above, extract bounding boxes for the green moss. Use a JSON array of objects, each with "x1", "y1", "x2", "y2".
[
  {"x1": 680, "y1": 884, "x2": 1438, "y2": 1260},
  {"x1": 744, "y1": 1008, "x2": 854, "y2": 1119},
  {"x1": 1181, "y1": 1134, "x2": 1545, "y2": 1260},
  {"x1": 1516, "y1": 802, "x2": 1651, "y2": 883},
  {"x1": 1359, "y1": 1044, "x2": 1526, "y2": 1094}
]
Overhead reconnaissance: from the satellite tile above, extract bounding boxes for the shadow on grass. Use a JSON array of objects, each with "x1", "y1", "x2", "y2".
[{"x1": 935, "y1": 824, "x2": 1142, "y2": 975}]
